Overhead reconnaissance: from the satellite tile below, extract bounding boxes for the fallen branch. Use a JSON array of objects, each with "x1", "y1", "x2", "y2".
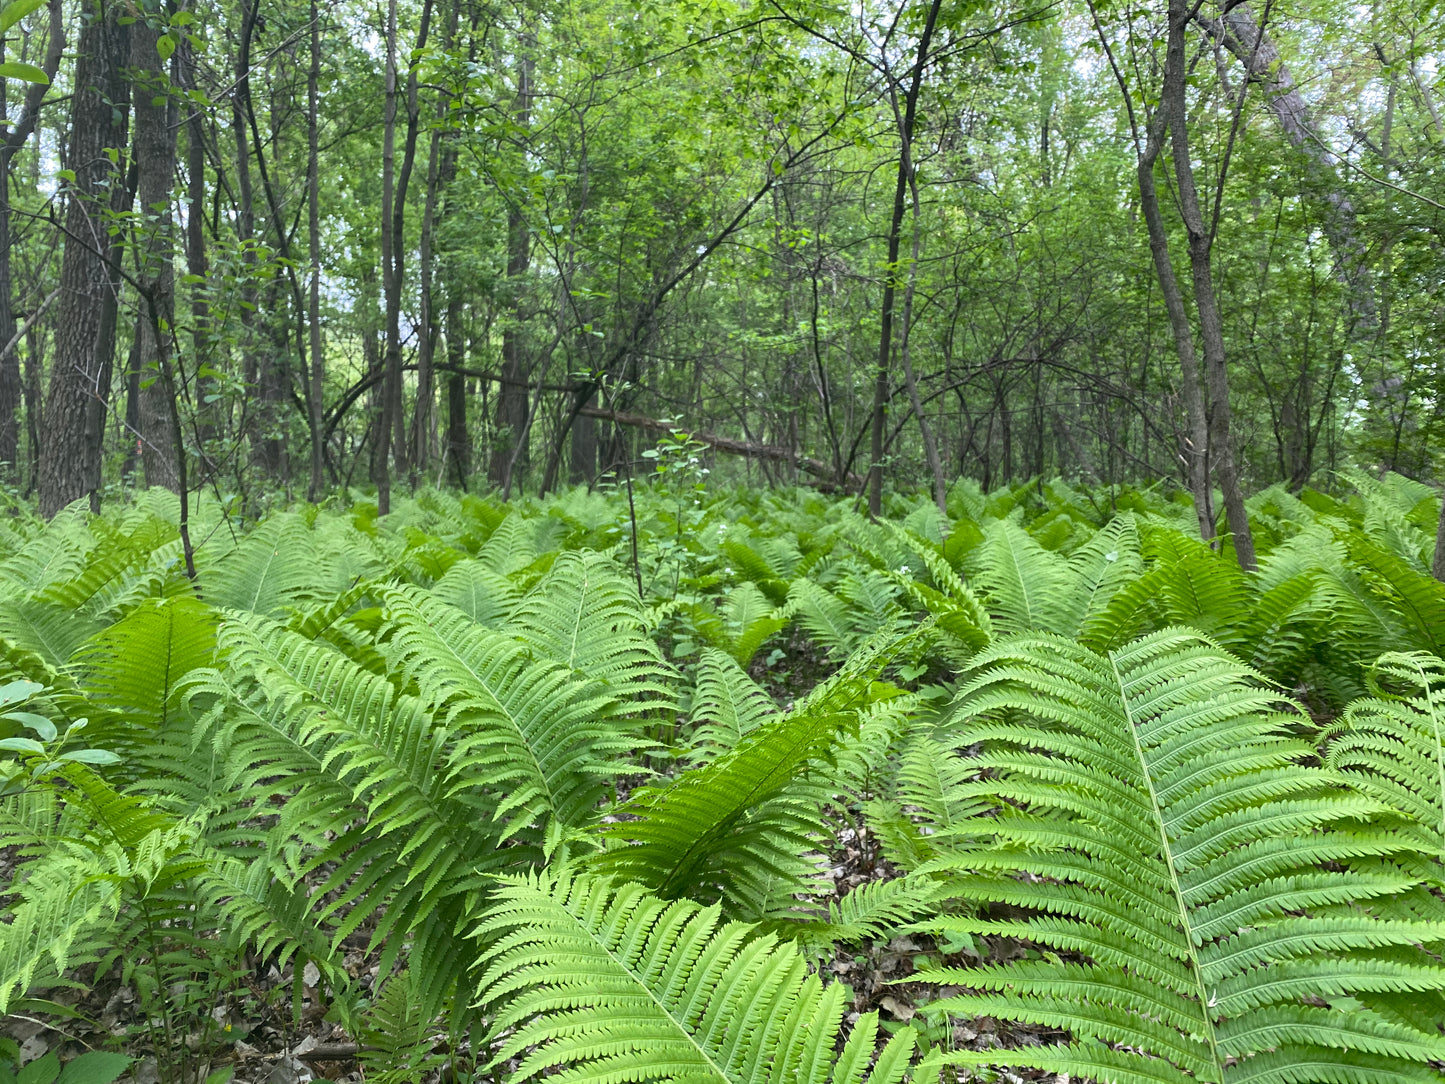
[{"x1": 579, "y1": 405, "x2": 862, "y2": 490}]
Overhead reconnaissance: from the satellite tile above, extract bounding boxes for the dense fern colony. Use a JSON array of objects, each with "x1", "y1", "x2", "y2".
[{"x1": 3, "y1": 472, "x2": 1445, "y2": 1083}]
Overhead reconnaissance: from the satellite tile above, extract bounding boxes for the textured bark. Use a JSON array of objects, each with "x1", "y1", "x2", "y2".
[
  {"x1": 231, "y1": 0, "x2": 267, "y2": 477},
  {"x1": 444, "y1": 296, "x2": 469, "y2": 487},
  {"x1": 490, "y1": 45, "x2": 535, "y2": 496},
  {"x1": 181, "y1": 37, "x2": 214, "y2": 472},
  {"x1": 39, "y1": 4, "x2": 129, "y2": 517},
  {"x1": 0, "y1": 0, "x2": 62, "y2": 478},
  {"x1": 1167, "y1": 0, "x2": 1255, "y2": 570},
  {"x1": 130, "y1": 13, "x2": 180, "y2": 492}
]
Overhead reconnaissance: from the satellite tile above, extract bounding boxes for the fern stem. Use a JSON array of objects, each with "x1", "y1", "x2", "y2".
[{"x1": 1109, "y1": 649, "x2": 1225, "y2": 1081}]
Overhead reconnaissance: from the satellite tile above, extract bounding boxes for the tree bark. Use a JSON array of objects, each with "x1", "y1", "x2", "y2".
[
  {"x1": 231, "y1": 0, "x2": 268, "y2": 479},
  {"x1": 129, "y1": 9, "x2": 180, "y2": 492},
  {"x1": 39, "y1": 2, "x2": 129, "y2": 517},
  {"x1": 377, "y1": 0, "x2": 399, "y2": 514},
  {"x1": 1166, "y1": 0, "x2": 1256, "y2": 570},
  {"x1": 306, "y1": 0, "x2": 325, "y2": 500},
  {"x1": 180, "y1": 36, "x2": 214, "y2": 476},
  {"x1": 0, "y1": 0, "x2": 61, "y2": 479},
  {"x1": 867, "y1": 0, "x2": 944, "y2": 516},
  {"x1": 490, "y1": 43, "x2": 534, "y2": 497}
]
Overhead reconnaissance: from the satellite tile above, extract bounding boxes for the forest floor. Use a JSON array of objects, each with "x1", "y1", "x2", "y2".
[{"x1": 4, "y1": 631, "x2": 1075, "y2": 1084}]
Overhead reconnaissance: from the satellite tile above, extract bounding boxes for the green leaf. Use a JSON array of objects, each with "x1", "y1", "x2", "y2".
[
  {"x1": 0, "y1": 737, "x2": 44, "y2": 754},
  {"x1": 0, "y1": 0, "x2": 45, "y2": 35},
  {"x1": 156, "y1": 33, "x2": 176, "y2": 63},
  {"x1": 0, "y1": 61, "x2": 48, "y2": 85},
  {"x1": 57, "y1": 749, "x2": 122, "y2": 765},
  {"x1": 0, "y1": 712, "x2": 55, "y2": 740},
  {"x1": 0, "y1": 680, "x2": 41, "y2": 708},
  {"x1": 16, "y1": 1052, "x2": 57, "y2": 1084},
  {"x1": 56, "y1": 1053, "x2": 131, "y2": 1084}
]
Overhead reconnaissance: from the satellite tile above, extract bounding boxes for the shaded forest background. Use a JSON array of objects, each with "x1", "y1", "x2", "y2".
[{"x1": 1, "y1": 0, "x2": 1442, "y2": 534}]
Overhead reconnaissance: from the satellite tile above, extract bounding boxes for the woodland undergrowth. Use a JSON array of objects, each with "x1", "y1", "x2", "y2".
[{"x1": 2, "y1": 470, "x2": 1445, "y2": 1084}]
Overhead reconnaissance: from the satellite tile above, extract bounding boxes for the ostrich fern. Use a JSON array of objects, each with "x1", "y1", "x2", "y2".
[
  {"x1": 475, "y1": 871, "x2": 918, "y2": 1084},
  {"x1": 912, "y1": 629, "x2": 1445, "y2": 1084}
]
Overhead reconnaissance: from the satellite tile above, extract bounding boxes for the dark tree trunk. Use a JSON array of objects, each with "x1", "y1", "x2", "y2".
[
  {"x1": 867, "y1": 0, "x2": 943, "y2": 516},
  {"x1": 130, "y1": 11, "x2": 180, "y2": 492},
  {"x1": 0, "y1": 0, "x2": 61, "y2": 479},
  {"x1": 39, "y1": 3, "x2": 129, "y2": 517},
  {"x1": 490, "y1": 46, "x2": 534, "y2": 497},
  {"x1": 444, "y1": 296, "x2": 469, "y2": 487},
  {"x1": 1166, "y1": 0, "x2": 1256, "y2": 570},
  {"x1": 181, "y1": 37, "x2": 215, "y2": 475},
  {"x1": 306, "y1": 0, "x2": 325, "y2": 500}
]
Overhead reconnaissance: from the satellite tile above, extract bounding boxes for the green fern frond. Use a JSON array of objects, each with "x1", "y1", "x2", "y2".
[
  {"x1": 976, "y1": 519, "x2": 1075, "y2": 634},
  {"x1": 475, "y1": 870, "x2": 917, "y2": 1084},
  {"x1": 689, "y1": 648, "x2": 776, "y2": 762},
  {"x1": 201, "y1": 514, "x2": 329, "y2": 615},
  {"x1": 590, "y1": 628, "x2": 916, "y2": 918},
  {"x1": 781, "y1": 874, "x2": 948, "y2": 951},
  {"x1": 0, "y1": 597, "x2": 102, "y2": 670},
  {"x1": 430, "y1": 558, "x2": 517, "y2": 626},
  {"x1": 1327, "y1": 651, "x2": 1445, "y2": 854},
  {"x1": 509, "y1": 551, "x2": 676, "y2": 702},
  {"x1": 912, "y1": 629, "x2": 1445, "y2": 1084}
]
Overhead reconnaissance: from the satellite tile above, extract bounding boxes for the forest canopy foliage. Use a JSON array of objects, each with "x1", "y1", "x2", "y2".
[
  {"x1": 0, "y1": 0, "x2": 1438, "y2": 521},
  {"x1": 3, "y1": 471, "x2": 1445, "y2": 1082}
]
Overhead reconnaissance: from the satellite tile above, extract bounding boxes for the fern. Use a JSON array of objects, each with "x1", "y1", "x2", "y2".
[
  {"x1": 688, "y1": 648, "x2": 776, "y2": 762},
  {"x1": 1327, "y1": 651, "x2": 1445, "y2": 855},
  {"x1": 912, "y1": 629, "x2": 1445, "y2": 1084},
  {"x1": 589, "y1": 629, "x2": 915, "y2": 918},
  {"x1": 475, "y1": 870, "x2": 917, "y2": 1084},
  {"x1": 509, "y1": 551, "x2": 676, "y2": 702}
]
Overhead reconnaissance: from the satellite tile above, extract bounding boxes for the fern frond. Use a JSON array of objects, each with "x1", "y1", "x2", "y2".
[
  {"x1": 912, "y1": 629, "x2": 1445, "y2": 1084},
  {"x1": 976, "y1": 519, "x2": 1075, "y2": 634},
  {"x1": 475, "y1": 870, "x2": 917, "y2": 1084},
  {"x1": 1327, "y1": 651, "x2": 1445, "y2": 855},
  {"x1": 590, "y1": 628, "x2": 916, "y2": 918},
  {"x1": 509, "y1": 551, "x2": 676, "y2": 702},
  {"x1": 689, "y1": 648, "x2": 776, "y2": 763}
]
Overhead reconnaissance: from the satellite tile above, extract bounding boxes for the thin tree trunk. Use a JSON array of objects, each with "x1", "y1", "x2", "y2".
[
  {"x1": 377, "y1": 0, "x2": 399, "y2": 514},
  {"x1": 39, "y1": 2, "x2": 129, "y2": 517},
  {"x1": 306, "y1": 0, "x2": 325, "y2": 500},
  {"x1": 181, "y1": 37, "x2": 214, "y2": 476},
  {"x1": 130, "y1": 13, "x2": 180, "y2": 492},
  {"x1": 1166, "y1": 0, "x2": 1255, "y2": 569},
  {"x1": 867, "y1": 0, "x2": 944, "y2": 516},
  {"x1": 232, "y1": 0, "x2": 266, "y2": 478},
  {"x1": 0, "y1": 0, "x2": 61, "y2": 478},
  {"x1": 490, "y1": 43, "x2": 534, "y2": 497}
]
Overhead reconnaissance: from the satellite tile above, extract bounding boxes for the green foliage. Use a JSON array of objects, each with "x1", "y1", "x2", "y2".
[
  {"x1": 912, "y1": 629, "x2": 1445, "y2": 1083},
  {"x1": 475, "y1": 870, "x2": 918, "y2": 1084}
]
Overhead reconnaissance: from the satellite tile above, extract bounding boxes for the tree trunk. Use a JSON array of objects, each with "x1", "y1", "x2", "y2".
[
  {"x1": 1166, "y1": 0, "x2": 1256, "y2": 570},
  {"x1": 306, "y1": 0, "x2": 325, "y2": 500},
  {"x1": 490, "y1": 44, "x2": 535, "y2": 497},
  {"x1": 232, "y1": 0, "x2": 267, "y2": 480},
  {"x1": 181, "y1": 36, "x2": 215, "y2": 477},
  {"x1": 867, "y1": 0, "x2": 943, "y2": 516},
  {"x1": 39, "y1": 2, "x2": 129, "y2": 517},
  {"x1": 0, "y1": 0, "x2": 61, "y2": 479},
  {"x1": 1204, "y1": 4, "x2": 1376, "y2": 336},
  {"x1": 377, "y1": 0, "x2": 399, "y2": 514},
  {"x1": 412, "y1": 0, "x2": 452, "y2": 474},
  {"x1": 130, "y1": 10, "x2": 180, "y2": 492},
  {"x1": 444, "y1": 296, "x2": 469, "y2": 487}
]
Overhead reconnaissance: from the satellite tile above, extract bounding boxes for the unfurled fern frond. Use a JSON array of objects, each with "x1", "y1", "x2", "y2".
[
  {"x1": 689, "y1": 648, "x2": 776, "y2": 762},
  {"x1": 721, "y1": 581, "x2": 791, "y2": 666},
  {"x1": 429, "y1": 558, "x2": 517, "y2": 627},
  {"x1": 509, "y1": 551, "x2": 675, "y2": 702},
  {"x1": 781, "y1": 874, "x2": 949, "y2": 951},
  {"x1": 1346, "y1": 535, "x2": 1445, "y2": 656},
  {"x1": 862, "y1": 521, "x2": 992, "y2": 655},
  {"x1": 383, "y1": 586, "x2": 637, "y2": 831},
  {"x1": 0, "y1": 769, "x2": 200, "y2": 1013},
  {"x1": 0, "y1": 598, "x2": 102, "y2": 670},
  {"x1": 590, "y1": 629, "x2": 915, "y2": 918},
  {"x1": 357, "y1": 971, "x2": 449, "y2": 1084},
  {"x1": 975, "y1": 519, "x2": 1075, "y2": 634},
  {"x1": 201, "y1": 514, "x2": 324, "y2": 615},
  {"x1": 1060, "y1": 513, "x2": 1142, "y2": 636},
  {"x1": 1327, "y1": 652, "x2": 1445, "y2": 856},
  {"x1": 913, "y1": 629, "x2": 1445, "y2": 1084},
  {"x1": 77, "y1": 596, "x2": 217, "y2": 739},
  {"x1": 475, "y1": 871, "x2": 917, "y2": 1084}
]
